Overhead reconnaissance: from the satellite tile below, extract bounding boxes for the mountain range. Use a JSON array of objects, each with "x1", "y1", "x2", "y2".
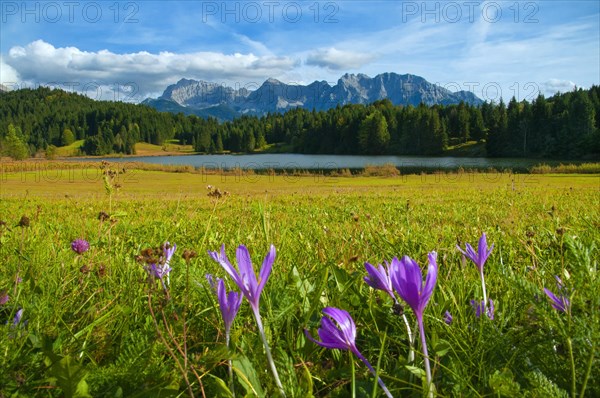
[{"x1": 142, "y1": 72, "x2": 483, "y2": 120}]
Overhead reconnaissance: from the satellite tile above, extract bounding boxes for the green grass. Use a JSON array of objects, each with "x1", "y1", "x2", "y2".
[
  {"x1": 443, "y1": 141, "x2": 487, "y2": 157},
  {"x1": 0, "y1": 164, "x2": 598, "y2": 397},
  {"x1": 55, "y1": 140, "x2": 85, "y2": 157},
  {"x1": 134, "y1": 142, "x2": 195, "y2": 155}
]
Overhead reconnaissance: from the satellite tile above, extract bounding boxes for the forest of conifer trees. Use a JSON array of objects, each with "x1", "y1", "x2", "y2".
[{"x1": 1, "y1": 86, "x2": 599, "y2": 159}]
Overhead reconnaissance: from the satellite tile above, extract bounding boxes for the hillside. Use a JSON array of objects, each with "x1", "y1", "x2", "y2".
[{"x1": 1, "y1": 85, "x2": 599, "y2": 159}]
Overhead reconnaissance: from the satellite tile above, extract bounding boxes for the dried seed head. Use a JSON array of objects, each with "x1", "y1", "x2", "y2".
[
  {"x1": 182, "y1": 249, "x2": 198, "y2": 262},
  {"x1": 18, "y1": 215, "x2": 30, "y2": 227},
  {"x1": 80, "y1": 264, "x2": 91, "y2": 274},
  {"x1": 98, "y1": 211, "x2": 110, "y2": 221},
  {"x1": 96, "y1": 264, "x2": 107, "y2": 278},
  {"x1": 138, "y1": 247, "x2": 160, "y2": 265}
]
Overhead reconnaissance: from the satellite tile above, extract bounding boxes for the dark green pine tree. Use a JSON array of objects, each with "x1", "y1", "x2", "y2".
[
  {"x1": 486, "y1": 100, "x2": 508, "y2": 156},
  {"x1": 358, "y1": 110, "x2": 390, "y2": 155}
]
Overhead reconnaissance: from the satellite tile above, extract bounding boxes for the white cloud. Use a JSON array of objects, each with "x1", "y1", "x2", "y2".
[
  {"x1": 306, "y1": 47, "x2": 377, "y2": 70},
  {"x1": 542, "y1": 79, "x2": 576, "y2": 96},
  {"x1": 0, "y1": 56, "x2": 20, "y2": 86},
  {"x1": 4, "y1": 40, "x2": 300, "y2": 101}
]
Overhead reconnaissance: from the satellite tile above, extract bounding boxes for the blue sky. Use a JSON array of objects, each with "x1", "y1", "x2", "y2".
[{"x1": 1, "y1": 1, "x2": 598, "y2": 102}]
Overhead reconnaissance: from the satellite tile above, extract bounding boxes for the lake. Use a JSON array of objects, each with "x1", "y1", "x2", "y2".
[{"x1": 77, "y1": 154, "x2": 570, "y2": 171}]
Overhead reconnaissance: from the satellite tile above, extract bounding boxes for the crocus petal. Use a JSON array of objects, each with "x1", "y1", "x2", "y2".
[
  {"x1": 305, "y1": 307, "x2": 358, "y2": 351},
  {"x1": 470, "y1": 300, "x2": 483, "y2": 318},
  {"x1": 210, "y1": 245, "x2": 244, "y2": 293},
  {"x1": 236, "y1": 245, "x2": 259, "y2": 298},
  {"x1": 487, "y1": 299, "x2": 495, "y2": 320},
  {"x1": 444, "y1": 310, "x2": 453, "y2": 325},
  {"x1": 12, "y1": 308, "x2": 23, "y2": 326},
  {"x1": 164, "y1": 242, "x2": 176, "y2": 265},
  {"x1": 322, "y1": 307, "x2": 356, "y2": 345},
  {"x1": 392, "y1": 256, "x2": 421, "y2": 312},
  {"x1": 304, "y1": 328, "x2": 348, "y2": 350},
  {"x1": 364, "y1": 262, "x2": 396, "y2": 300},
  {"x1": 208, "y1": 246, "x2": 221, "y2": 263},
  {"x1": 363, "y1": 262, "x2": 384, "y2": 289},
  {"x1": 217, "y1": 279, "x2": 229, "y2": 322},
  {"x1": 543, "y1": 288, "x2": 569, "y2": 312},
  {"x1": 419, "y1": 252, "x2": 438, "y2": 313},
  {"x1": 478, "y1": 234, "x2": 488, "y2": 264},
  {"x1": 216, "y1": 278, "x2": 242, "y2": 331},
  {"x1": 318, "y1": 317, "x2": 351, "y2": 349},
  {"x1": 257, "y1": 244, "x2": 275, "y2": 298}
]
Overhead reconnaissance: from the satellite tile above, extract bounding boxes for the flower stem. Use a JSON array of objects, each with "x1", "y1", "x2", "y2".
[
  {"x1": 350, "y1": 351, "x2": 356, "y2": 398},
  {"x1": 252, "y1": 307, "x2": 286, "y2": 397},
  {"x1": 353, "y1": 349, "x2": 394, "y2": 398},
  {"x1": 579, "y1": 339, "x2": 595, "y2": 398},
  {"x1": 480, "y1": 271, "x2": 488, "y2": 310},
  {"x1": 418, "y1": 315, "x2": 433, "y2": 398},
  {"x1": 402, "y1": 313, "x2": 415, "y2": 363},
  {"x1": 226, "y1": 330, "x2": 235, "y2": 398},
  {"x1": 393, "y1": 297, "x2": 414, "y2": 364},
  {"x1": 567, "y1": 337, "x2": 576, "y2": 398}
]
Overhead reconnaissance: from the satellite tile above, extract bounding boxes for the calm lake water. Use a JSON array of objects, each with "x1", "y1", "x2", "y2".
[{"x1": 78, "y1": 154, "x2": 569, "y2": 171}]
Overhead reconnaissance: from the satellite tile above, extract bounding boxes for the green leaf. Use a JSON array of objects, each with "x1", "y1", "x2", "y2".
[
  {"x1": 489, "y1": 369, "x2": 521, "y2": 397},
  {"x1": 405, "y1": 365, "x2": 426, "y2": 379},
  {"x1": 206, "y1": 374, "x2": 234, "y2": 398},
  {"x1": 434, "y1": 339, "x2": 452, "y2": 357},
  {"x1": 46, "y1": 355, "x2": 91, "y2": 398},
  {"x1": 232, "y1": 356, "x2": 265, "y2": 398}
]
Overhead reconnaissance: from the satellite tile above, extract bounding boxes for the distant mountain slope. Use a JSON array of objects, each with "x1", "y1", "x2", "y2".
[{"x1": 143, "y1": 72, "x2": 483, "y2": 120}]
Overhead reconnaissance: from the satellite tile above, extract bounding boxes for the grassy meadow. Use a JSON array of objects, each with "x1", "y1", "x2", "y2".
[{"x1": 0, "y1": 162, "x2": 599, "y2": 397}]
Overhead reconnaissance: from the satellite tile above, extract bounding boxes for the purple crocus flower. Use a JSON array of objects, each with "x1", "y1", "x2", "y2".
[
  {"x1": 471, "y1": 299, "x2": 495, "y2": 320},
  {"x1": 543, "y1": 287, "x2": 570, "y2": 313},
  {"x1": 444, "y1": 310, "x2": 453, "y2": 325},
  {"x1": 12, "y1": 308, "x2": 23, "y2": 327},
  {"x1": 390, "y1": 251, "x2": 438, "y2": 397},
  {"x1": 457, "y1": 233, "x2": 493, "y2": 313},
  {"x1": 71, "y1": 239, "x2": 90, "y2": 254},
  {"x1": 216, "y1": 278, "x2": 243, "y2": 335},
  {"x1": 145, "y1": 242, "x2": 176, "y2": 292},
  {"x1": 209, "y1": 244, "x2": 274, "y2": 313},
  {"x1": 390, "y1": 253, "x2": 438, "y2": 320},
  {"x1": 148, "y1": 263, "x2": 172, "y2": 280},
  {"x1": 208, "y1": 244, "x2": 285, "y2": 396},
  {"x1": 305, "y1": 307, "x2": 357, "y2": 352},
  {"x1": 457, "y1": 233, "x2": 494, "y2": 273},
  {"x1": 364, "y1": 259, "x2": 416, "y2": 363},
  {"x1": 305, "y1": 307, "x2": 393, "y2": 398},
  {"x1": 364, "y1": 261, "x2": 396, "y2": 301}
]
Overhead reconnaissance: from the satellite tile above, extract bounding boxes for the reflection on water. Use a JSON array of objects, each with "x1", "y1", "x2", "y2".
[{"x1": 74, "y1": 153, "x2": 574, "y2": 170}]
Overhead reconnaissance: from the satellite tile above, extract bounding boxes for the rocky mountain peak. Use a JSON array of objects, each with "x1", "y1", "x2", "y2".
[{"x1": 144, "y1": 72, "x2": 483, "y2": 120}]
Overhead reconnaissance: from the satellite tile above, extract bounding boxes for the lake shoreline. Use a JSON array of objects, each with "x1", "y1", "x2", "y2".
[{"x1": 2, "y1": 157, "x2": 598, "y2": 175}]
